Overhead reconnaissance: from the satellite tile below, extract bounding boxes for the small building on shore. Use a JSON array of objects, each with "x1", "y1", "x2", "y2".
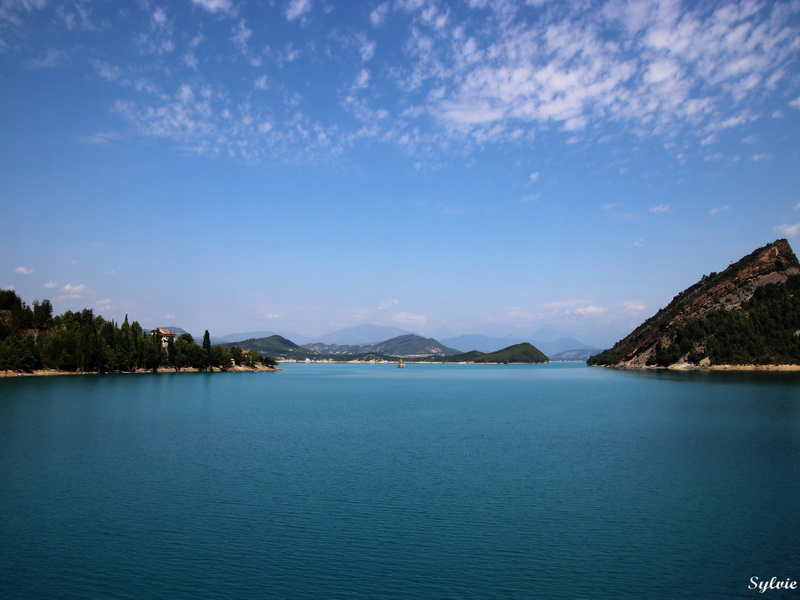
[{"x1": 153, "y1": 328, "x2": 176, "y2": 349}]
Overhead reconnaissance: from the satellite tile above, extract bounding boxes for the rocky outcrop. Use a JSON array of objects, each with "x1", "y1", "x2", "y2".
[{"x1": 588, "y1": 239, "x2": 800, "y2": 368}]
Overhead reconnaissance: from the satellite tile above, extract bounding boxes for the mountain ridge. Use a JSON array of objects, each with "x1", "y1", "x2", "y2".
[
  {"x1": 304, "y1": 334, "x2": 460, "y2": 358},
  {"x1": 441, "y1": 342, "x2": 549, "y2": 364},
  {"x1": 588, "y1": 239, "x2": 800, "y2": 368},
  {"x1": 314, "y1": 324, "x2": 414, "y2": 345}
]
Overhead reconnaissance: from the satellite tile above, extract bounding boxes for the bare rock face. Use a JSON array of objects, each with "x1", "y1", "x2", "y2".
[
  {"x1": 589, "y1": 239, "x2": 800, "y2": 368},
  {"x1": 685, "y1": 239, "x2": 799, "y2": 313}
]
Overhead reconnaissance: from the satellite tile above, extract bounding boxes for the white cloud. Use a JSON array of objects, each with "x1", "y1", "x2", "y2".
[
  {"x1": 285, "y1": 0, "x2": 312, "y2": 22},
  {"x1": 41, "y1": 0, "x2": 800, "y2": 162},
  {"x1": 790, "y1": 97, "x2": 800, "y2": 109},
  {"x1": 775, "y1": 223, "x2": 800, "y2": 238},
  {"x1": 529, "y1": 171, "x2": 539, "y2": 182},
  {"x1": 163, "y1": 313, "x2": 176, "y2": 320},
  {"x1": 231, "y1": 20, "x2": 252, "y2": 53},
  {"x1": 543, "y1": 299, "x2": 585, "y2": 309},
  {"x1": 390, "y1": 311, "x2": 427, "y2": 325},
  {"x1": 191, "y1": 0, "x2": 234, "y2": 14},
  {"x1": 13, "y1": 266, "x2": 34, "y2": 274},
  {"x1": 649, "y1": 204, "x2": 670, "y2": 213},
  {"x1": 62, "y1": 283, "x2": 86, "y2": 294},
  {"x1": 644, "y1": 58, "x2": 682, "y2": 85},
  {"x1": 29, "y1": 49, "x2": 64, "y2": 68},
  {"x1": 622, "y1": 302, "x2": 646, "y2": 313},
  {"x1": 403, "y1": 0, "x2": 799, "y2": 150},
  {"x1": 378, "y1": 299, "x2": 400, "y2": 310},
  {"x1": 632, "y1": 238, "x2": 644, "y2": 247},
  {"x1": 370, "y1": 3, "x2": 389, "y2": 26},
  {"x1": 709, "y1": 205, "x2": 731, "y2": 216},
  {"x1": 257, "y1": 306, "x2": 282, "y2": 320},
  {"x1": 794, "y1": 203, "x2": 800, "y2": 211},
  {"x1": 700, "y1": 134, "x2": 716, "y2": 145},
  {"x1": 82, "y1": 131, "x2": 120, "y2": 145},
  {"x1": 152, "y1": 7, "x2": 167, "y2": 26},
  {"x1": 751, "y1": 153, "x2": 769, "y2": 162},
  {"x1": 360, "y1": 39, "x2": 376, "y2": 62},
  {"x1": 574, "y1": 305, "x2": 605, "y2": 316},
  {"x1": 355, "y1": 68, "x2": 370, "y2": 89},
  {"x1": 44, "y1": 281, "x2": 57, "y2": 288}
]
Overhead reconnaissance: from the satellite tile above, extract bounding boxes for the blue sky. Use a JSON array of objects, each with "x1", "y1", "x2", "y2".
[{"x1": 2, "y1": 0, "x2": 799, "y2": 347}]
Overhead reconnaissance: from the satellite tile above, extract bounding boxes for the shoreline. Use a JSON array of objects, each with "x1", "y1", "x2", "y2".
[
  {"x1": 600, "y1": 363, "x2": 800, "y2": 372},
  {"x1": 0, "y1": 365, "x2": 280, "y2": 378}
]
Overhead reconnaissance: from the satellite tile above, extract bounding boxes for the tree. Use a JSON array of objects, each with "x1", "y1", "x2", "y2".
[
  {"x1": 166, "y1": 336, "x2": 177, "y2": 370},
  {"x1": 0, "y1": 289, "x2": 22, "y2": 311},
  {"x1": 210, "y1": 345, "x2": 229, "y2": 369},
  {"x1": 229, "y1": 346, "x2": 243, "y2": 366},
  {"x1": 202, "y1": 330, "x2": 211, "y2": 370},
  {"x1": 174, "y1": 333, "x2": 197, "y2": 371},
  {"x1": 32, "y1": 299, "x2": 53, "y2": 330}
]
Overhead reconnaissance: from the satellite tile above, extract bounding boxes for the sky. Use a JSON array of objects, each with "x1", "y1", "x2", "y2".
[{"x1": 1, "y1": 0, "x2": 800, "y2": 347}]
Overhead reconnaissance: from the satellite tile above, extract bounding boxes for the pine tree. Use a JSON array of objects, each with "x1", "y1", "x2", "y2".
[{"x1": 203, "y1": 330, "x2": 212, "y2": 370}]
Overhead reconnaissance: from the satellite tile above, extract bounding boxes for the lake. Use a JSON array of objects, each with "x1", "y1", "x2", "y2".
[{"x1": 1, "y1": 363, "x2": 798, "y2": 599}]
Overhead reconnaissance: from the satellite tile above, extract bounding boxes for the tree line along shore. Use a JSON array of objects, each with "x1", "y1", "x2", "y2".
[{"x1": 0, "y1": 290, "x2": 277, "y2": 376}]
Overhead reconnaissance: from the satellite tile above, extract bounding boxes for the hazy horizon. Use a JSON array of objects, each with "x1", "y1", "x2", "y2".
[{"x1": 3, "y1": 0, "x2": 799, "y2": 349}]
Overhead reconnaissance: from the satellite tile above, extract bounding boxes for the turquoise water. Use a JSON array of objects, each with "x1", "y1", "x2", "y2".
[{"x1": 1, "y1": 363, "x2": 798, "y2": 599}]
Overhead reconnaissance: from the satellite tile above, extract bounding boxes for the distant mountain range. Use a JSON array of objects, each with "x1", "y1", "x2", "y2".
[
  {"x1": 440, "y1": 333, "x2": 590, "y2": 357},
  {"x1": 304, "y1": 334, "x2": 459, "y2": 357},
  {"x1": 225, "y1": 334, "x2": 553, "y2": 363},
  {"x1": 549, "y1": 349, "x2": 601, "y2": 362},
  {"x1": 215, "y1": 330, "x2": 313, "y2": 345},
  {"x1": 214, "y1": 324, "x2": 413, "y2": 346},
  {"x1": 223, "y1": 335, "x2": 317, "y2": 361},
  {"x1": 205, "y1": 325, "x2": 593, "y2": 361},
  {"x1": 437, "y1": 343, "x2": 548, "y2": 364},
  {"x1": 313, "y1": 324, "x2": 414, "y2": 345}
]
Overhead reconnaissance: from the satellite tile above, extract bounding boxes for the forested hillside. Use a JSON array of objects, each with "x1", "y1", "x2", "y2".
[
  {"x1": 0, "y1": 290, "x2": 276, "y2": 374},
  {"x1": 589, "y1": 239, "x2": 800, "y2": 368}
]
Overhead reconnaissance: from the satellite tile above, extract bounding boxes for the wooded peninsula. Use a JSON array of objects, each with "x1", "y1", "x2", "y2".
[{"x1": 0, "y1": 290, "x2": 277, "y2": 375}]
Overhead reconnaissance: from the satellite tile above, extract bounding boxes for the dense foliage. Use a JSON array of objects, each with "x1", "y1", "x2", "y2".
[
  {"x1": 0, "y1": 290, "x2": 277, "y2": 374},
  {"x1": 428, "y1": 342, "x2": 549, "y2": 364},
  {"x1": 469, "y1": 343, "x2": 549, "y2": 363},
  {"x1": 226, "y1": 335, "x2": 316, "y2": 361},
  {"x1": 302, "y1": 334, "x2": 461, "y2": 358},
  {"x1": 590, "y1": 275, "x2": 800, "y2": 367}
]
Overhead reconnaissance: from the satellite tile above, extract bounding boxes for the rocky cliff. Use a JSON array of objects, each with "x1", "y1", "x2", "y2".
[{"x1": 588, "y1": 239, "x2": 800, "y2": 368}]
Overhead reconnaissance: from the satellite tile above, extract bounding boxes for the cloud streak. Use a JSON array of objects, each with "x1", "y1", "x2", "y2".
[
  {"x1": 775, "y1": 223, "x2": 800, "y2": 238},
  {"x1": 5, "y1": 0, "x2": 799, "y2": 164}
]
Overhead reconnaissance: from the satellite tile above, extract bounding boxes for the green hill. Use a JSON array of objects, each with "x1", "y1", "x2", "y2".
[
  {"x1": 433, "y1": 342, "x2": 549, "y2": 364},
  {"x1": 225, "y1": 335, "x2": 316, "y2": 360},
  {"x1": 589, "y1": 239, "x2": 800, "y2": 368},
  {"x1": 470, "y1": 343, "x2": 549, "y2": 363},
  {"x1": 304, "y1": 334, "x2": 460, "y2": 358},
  {"x1": 371, "y1": 334, "x2": 460, "y2": 357}
]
